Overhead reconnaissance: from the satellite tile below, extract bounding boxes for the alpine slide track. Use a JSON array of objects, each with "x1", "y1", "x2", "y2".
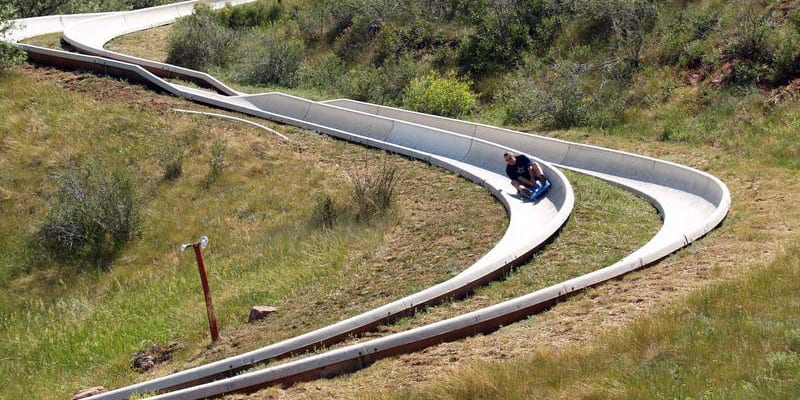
[{"x1": 3, "y1": 2, "x2": 731, "y2": 398}]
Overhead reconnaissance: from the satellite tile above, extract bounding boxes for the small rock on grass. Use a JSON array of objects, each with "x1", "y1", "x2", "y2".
[
  {"x1": 249, "y1": 306, "x2": 277, "y2": 322},
  {"x1": 73, "y1": 386, "x2": 107, "y2": 400}
]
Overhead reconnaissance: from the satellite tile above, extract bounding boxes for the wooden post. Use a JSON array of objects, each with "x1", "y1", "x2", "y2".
[{"x1": 192, "y1": 243, "x2": 219, "y2": 342}]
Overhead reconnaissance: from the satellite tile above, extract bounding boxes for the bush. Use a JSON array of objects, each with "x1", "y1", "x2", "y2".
[
  {"x1": 569, "y1": 0, "x2": 656, "y2": 72},
  {"x1": 311, "y1": 194, "x2": 338, "y2": 228},
  {"x1": 294, "y1": 2, "x2": 334, "y2": 42},
  {"x1": 767, "y1": 26, "x2": 800, "y2": 86},
  {"x1": 296, "y1": 54, "x2": 347, "y2": 94},
  {"x1": 341, "y1": 55, "x2": 427, "y2": 104},
  {"x1": 458, "y1": 4, "x2": 531, "y2": 77},
  {"x1": 724, "y1": 4, "x2": 771, "y2": 64},
  {"x1": 348, "y1": 162, "x2": 398, "y2": 222},
  {"x1": 236, "y1": 29, "x2": 305, "y2": 87},
  {"x1": 36, "y1": 162, "x2": 141, "y2": 268},
  {"x1": 333, "y1": 14, "x2": 381, "y2": 63},
  {"x1": 204, "y1": 138, "x2": 227, "y2": 188},
  {"x1": 0, "y1": 4, "x2": 24, "y2": 72},
  {"x1": 403, "y1": 71, "x2": 477, "y2": 117},
  {"x1": 158, "y1": 142, "x2": 184, "y2": 182},
  {"x1": 503, "y1": 60, "x2": 624, "y2": 129},
  {"x1": 165, "y1": 4, "x2": 239, "y2": 71},
  {"x1": 214, "y1": 0, "x2": 282, "y2": 29},
  {"x1": 651, "y1": 8, "x2": 719, "y2": 68}
]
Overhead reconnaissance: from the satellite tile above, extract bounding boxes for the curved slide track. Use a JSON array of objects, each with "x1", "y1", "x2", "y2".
[{"x1": 4, "y1": 2, "x2": 730, "y2": 399}]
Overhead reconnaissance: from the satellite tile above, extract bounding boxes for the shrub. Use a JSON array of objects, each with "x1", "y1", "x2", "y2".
[
  {"x1": 165, "y1": 4, "x2": 239, "y2": 71},
  {"x1": 36, "y1": 162, "x2": 141, "y2": 268},
  {"x1": 205, "y1": 137, "x2": 227, "y2": 187},
  {"x1": 236, "y1": 29, "x2": 305, "y2": 87},
  {"x1": 403, "y1": 71, "x2": 477, "y2": 117},
  {"x1": 791, "y1": 10, "x2": 800, "y2": 33},
  {"x1": 766, "y1": 26, "x2": 800, "y2": 86},
  {"x1": 333, "y1": 15, "x2": 381, "y2": 63},
  {"x1": 296, "y1": 54, "x2": 347, "y2": 94},
  {"x1": 724, "y1": 4, "x2": 771, "y2": 64},
  {"x1": 311, "y1": 194, "x2": 338, "y2": 228},
  {"x1": 337, "y1": 55, "x2": 427, "y2": 104},
  {"x1": 0, "y1": 4, "x2": 24, "y2": 72},
  {"x1": 503, "y1": 60, "x2": 624, "y2": 129},
  {"x1": 214, "y1": 0, "x2": 282, "y2": 29},
  {"x1": 348, "y1": 162, "x2": 398, "y2": 222},
  {"x1": 294, "y1": 1, "x2": 334, "y2": 42},
  {"x1": 158, "y1": 142, "x2": 184, "y2": 182},
  {"x1": 458, "y1": 4, "x2": 531, "y2": 77}
]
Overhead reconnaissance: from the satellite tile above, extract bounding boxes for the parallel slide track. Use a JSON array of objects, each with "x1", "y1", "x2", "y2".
[{"x1": 4, "y1": 2, "x2": 730, "y2": 399}]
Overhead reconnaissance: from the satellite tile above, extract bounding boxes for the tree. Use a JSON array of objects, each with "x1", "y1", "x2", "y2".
[
  {"x1": 0, "y1": 0, "x2": 25, "y2": 71},
  {"x1": 13, "y1": 0, "x2": 72, "y2": 17}
]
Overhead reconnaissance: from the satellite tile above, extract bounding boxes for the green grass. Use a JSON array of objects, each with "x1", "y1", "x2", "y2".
[
  {"x1": 20, "y1": 32, "x2": 64, "y2": 49},
  {"x1": 382, "y1": 169, "x2": 661, "y2": 333},
  {"x1": 0, "y1": 69, "x2": 510, "y2": 399},
  {"x1": 376, "y1": 243, "x2": 800, "y2": 400},
  {"x1": 610, "y1": 70, "x2": 800, "y2": 170}
]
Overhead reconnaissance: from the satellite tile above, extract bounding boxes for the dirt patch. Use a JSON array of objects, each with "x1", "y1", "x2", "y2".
[{"x1": 20, "y1": 64, "x2": 188, "y2": 115}]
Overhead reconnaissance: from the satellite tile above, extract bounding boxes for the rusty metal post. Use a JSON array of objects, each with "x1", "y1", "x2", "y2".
[{"x1": 182, "y1": 236, "x2": 219, "y2": 342}]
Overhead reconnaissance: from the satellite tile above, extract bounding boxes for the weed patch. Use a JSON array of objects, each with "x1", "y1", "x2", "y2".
[{"x1": 36, "y1": 162, "x2": 141, "y2": 268}]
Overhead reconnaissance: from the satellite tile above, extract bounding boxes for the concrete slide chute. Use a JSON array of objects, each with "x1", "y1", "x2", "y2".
[{"x1": 3, "y1": 2, "x2": 730, "y2": 399}]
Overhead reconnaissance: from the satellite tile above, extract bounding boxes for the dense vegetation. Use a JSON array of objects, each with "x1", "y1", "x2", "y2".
[
  {"x1": 0, "y1": 1, "x2": 23, "y2": 70},
  {"x1": 9, "y1": 0, "x2": 175, "y2": 17},
  {"x1": 163, "y1": 0, "x2": 800, "y2": 132}
]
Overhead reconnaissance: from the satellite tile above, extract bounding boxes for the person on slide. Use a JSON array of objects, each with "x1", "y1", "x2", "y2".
[{"x1": 503, "y1": 152, "x2": 549, "y2": 198}]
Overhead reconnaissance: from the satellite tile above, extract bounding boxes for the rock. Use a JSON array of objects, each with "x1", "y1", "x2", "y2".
[
  {"x1": 248, "y1": 306, "x2": 277, "y2": 322},
  {"x1": 73, "y1": 386, "x2": 107, "y2": 400},
  {"x1": 130, "y1": 341, "x2": 183, "y2": 373}
]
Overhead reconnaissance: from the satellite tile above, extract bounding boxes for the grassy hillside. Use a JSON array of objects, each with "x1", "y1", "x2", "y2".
[
  {"x1": 378, "y1": 245, "x2": 800, "y2": 400},
  {"x1": 0, "y1": 66, "x2": 510, "y2": 398},
  {"x1": 0, "y1": 62, "x2": 661, "y2": 398},
  {"x1": 3, "y1": 0, "x2": 799, "y2": 399}
]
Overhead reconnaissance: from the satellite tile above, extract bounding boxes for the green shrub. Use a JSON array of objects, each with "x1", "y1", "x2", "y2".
[
  {"x1": 648, "y1": 7, "x2": 718, "y2": 68},
  {"x1": 36, "y1": 162, "x2": 141, "y2": 268},
  {"x1": 403, "y1": 71, "x2": 477, "y2": 117},
  {"x1": 0, "y1": 4, "x2": 24, "y2": 72},
  {"x1": 293, "y1": 1, "x2": 334, "y2": 42},
  {"x1": 214, "y1": 0, "x2": 282, "y2": 29},
  {"x1": 296, "y1": 54, "x2": 347, "y2": 94},
  {"x1": 767, "y1": 26, "x2": 800, "y2": 86},
  {"x1": 165, "y1": 4, "x2": 239, "y2": 71},
  {"x1": 236, "y1": 29, "x2": 305, "y2": 87},
  {"x1": 569, "y1": 0, "x2": 656, "y2": 72},
  {"x1": 158, "y1": 142, "x2": 184, "y2": 182},
  {"x1": 458, "y1": 5, "x2": 531, "y2": 77},
  {"x1": 205, "y1": 137, "x2": 227, "y2": 188},
  {"x1": 333, "y1": 15, "x2": 381, "y2": 63},
  {"x1": 503, "y1": 60, "x2": 624, "y2": 129},
  {"x1": 340, "y1": 55, "x2": 427, "y2": 104},
  {"x1": 724, "y1": 4, "x2": 771, "y2": 64},
  {"x1": 791, "y1": 10, "x2": 800, "y2": 33}
]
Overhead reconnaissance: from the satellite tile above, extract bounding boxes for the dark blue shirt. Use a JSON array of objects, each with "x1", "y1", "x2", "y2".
[{"x1": 506, "y1": 154, "x2": 533, "y2": 181}]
